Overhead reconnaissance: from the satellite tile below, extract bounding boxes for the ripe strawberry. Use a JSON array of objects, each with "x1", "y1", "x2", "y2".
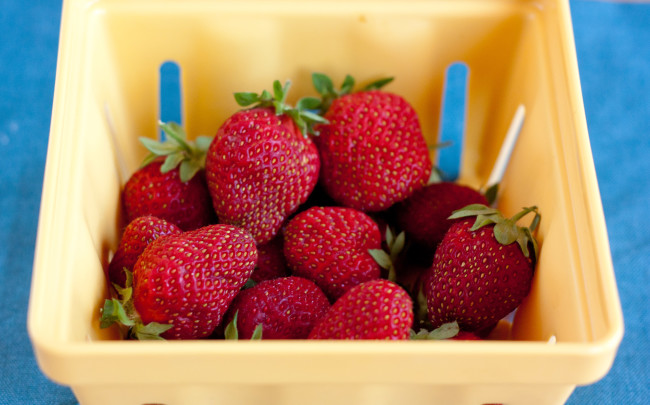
[
  {"x1": 394, "y1": 181, "x2": 489, "y2": 250},
  {"x1": 205, "y1": 80, "x2": 322, "y2": 244},
  {"x1": 283, "y1": 206, "x2": 382, "y2": 301},
  {"x1": 107, "y1": 215, "x2": 181, "y2": 288},
  {"x1": 311, "y1": 73, "x2": 432, "y2": 212},
  {"x1": 250, "y1": 235, "x2": 289, "y2": 283},
  {"x1": 123, "y1": 122, "x2": 216, "y2": 231},
  {"x1": 223, "y1": 276, "x2": 330, "y2": 339},
  {"x1": 308, "y1": 279, "x2": 413, "y2": 340},
  {"x1": 422, "y1": 204, "x2": 541, "y2": 333},
  {"x1": 101, "y1": 224, "x2": 257, "y2": 340}
]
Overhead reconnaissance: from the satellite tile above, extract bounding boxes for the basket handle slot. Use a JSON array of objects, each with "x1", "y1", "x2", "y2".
[
  {"x1": 436, "y1": 62, "x2": 469, "y2": 182},
  {"x1": 159, "y1": 60, "x2": 183, "y2": 140}
]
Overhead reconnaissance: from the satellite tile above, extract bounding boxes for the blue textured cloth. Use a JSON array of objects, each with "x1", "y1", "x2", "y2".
[
  {"x1": 0, "y1": 1, "x2": 75, "y2": 404},
  {"x1": 567, "y1": 1, "x2": 650, "y2": 403},
  {"x1": 0, "y1": 1, "x2": 647, "y2": 404}
]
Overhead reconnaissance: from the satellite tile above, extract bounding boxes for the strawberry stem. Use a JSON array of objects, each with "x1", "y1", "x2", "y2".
[
  {"x1": 100, "y1": 270, "x2": 173, "y2": 340},
  {"x1": 363, "y1": 77, "x2": 394, "y2": 91},
  {"x1": 510, "y1": 206, "x2": 538, "y2": 223},
  {"x1": 100, "y1": 298, "x2": 135, "y2": 328},
  {"x1": 413, "y1": 284, "x2": 431, "y2": 330},
  {"x1": 311, "y1": 72, "x2": 355, "y2": 114},
  {"x1": 368, "y1": 249, "x2": 395, "y2": 281},
  {"x1": 483, "y1": 183, "x2": 499, "y2": 206},
  {"x1": 224, "y1": 311, "x2": 264, "y2": 340},
  {"x1": 449, "y1": 204, "x2": 541, "y2": 259},
  {"x1": 139, "y1": 121, "x2": 212, "y2": 182},
  {"x1": 250, "y1": 324, "x2": 263, "y2": 340},
  {"x1": 310, "y1": 73, "x2": 392, "y2": 115},
  {"x1": 410, "y1": 321, "x2": 460, "y2": 340},
  {"x1": 233, "y1": 80, "x2": 328, "y2": 137},
  {"x1": 368, "y1": 227, "x2": 405, "y2": 282},
  {"x1": 224, "y1": 311, "x2": 240, "y2": 340}
]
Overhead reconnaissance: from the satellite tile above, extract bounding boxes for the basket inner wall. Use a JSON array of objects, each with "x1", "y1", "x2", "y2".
[{"x1": 67, "y1": 0, "x2": 595, "y2": 344}]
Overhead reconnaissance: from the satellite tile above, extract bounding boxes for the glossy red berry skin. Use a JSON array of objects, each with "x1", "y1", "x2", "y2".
[
  {"x1": 308, "y1": 279, "x2": 413, "y2": 340},
  {"x1": 133, "y1": 224, "x2": 257, "y2": 340},
  {"x1": 224, "y1": 276, "x2": 330, "y2": 339},
  {"x1": 395, "y1": 182, "x2": 488, "y2": 250},
  {"x1": 283, "y1": 206, "x2": 382, "y2": 301},
  {"x1": 251, "y1": 235, "x2": 289, "y2": 283},
  {"x1": 123, "y1": 160, "x2": 215, "y2": 231},
  {"x1": 108, "y1": 215, "x2": 181, "y2": 288},
  {"x1": 315, "y1": 90, "x2": 431, "y2": 212},
  {"x1": 422, "y1": 218, "x2": 535, "y2": 332},
  {"x1": 205, "y1": 107, "x2": 320, "y2": 244}
]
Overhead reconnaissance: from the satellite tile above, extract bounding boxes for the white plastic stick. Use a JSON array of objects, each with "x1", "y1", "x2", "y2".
[{"x1": 486, "y1": 104, "x2": 526, "y2": 189}]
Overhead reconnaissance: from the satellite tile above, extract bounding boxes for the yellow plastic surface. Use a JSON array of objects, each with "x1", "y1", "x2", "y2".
[{"x1": 28, "y1": 0, "x2": 624, "y2": 404}]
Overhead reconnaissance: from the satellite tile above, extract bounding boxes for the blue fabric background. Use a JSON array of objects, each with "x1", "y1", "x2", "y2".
[{"x1": 0, "y1": 0, "x2": 647, "y2": 403}]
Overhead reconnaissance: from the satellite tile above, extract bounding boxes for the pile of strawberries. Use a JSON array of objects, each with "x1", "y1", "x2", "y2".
[{"x1": 100, "y1": 74, "x2": 541, "y2": 341}]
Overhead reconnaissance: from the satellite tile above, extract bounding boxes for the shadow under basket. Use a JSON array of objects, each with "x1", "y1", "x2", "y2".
[{"x1": 28, "y1": 0, "x2": 623, "y2": 404}]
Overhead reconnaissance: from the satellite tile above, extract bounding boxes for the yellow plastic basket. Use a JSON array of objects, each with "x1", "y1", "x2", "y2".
[{"x1": 28, "y1": 0, "x2": 623, "y2": 404}]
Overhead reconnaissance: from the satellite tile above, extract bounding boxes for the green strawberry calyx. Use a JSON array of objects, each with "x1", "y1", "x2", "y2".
[
  {"x1": 139, "y1": 121, "x2": 213, "y2": 183},
  {"x1": 368, "y1": 226, "x2": 405, "y2": 283},
  {"x1": 410, "y1": 321, "x2": 461, "y2": 340},
  {"x1": 99, "y1": 269, "x2": 173, "y2": 340},
  {"x1": 413, "y1": 283, "x2": 431, "y2": 331},
  {"x1": 234, "y1": 79, "x2": 328, "y2": 137},
  {"x1": 223, "y1": 310, "x2": 263, "y2": 340},
  {"x1": 482, "y1": 183, "x2": 500, "y2": 206},
  {"x1": 449, "y1": 204, "x2": 541, "y2": 259},
  {"x1": 311, "y1": 72, "x2": 394, "y2": 114}
]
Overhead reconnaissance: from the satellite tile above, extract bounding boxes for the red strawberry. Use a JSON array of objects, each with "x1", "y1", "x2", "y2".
[
  {"x1": 223, "y1": 276, "x2": 330, "y2": 339},
  {"x1": 422, "y1": 204, "x2": 540, "y2": 333},
  {"x1": 107, "y1": 215, "x2": 181, "y2": 288},
  {"x1": 308, "y1": 279, "x2": 413, "y2": 340},
  {"x1": 395, "y1": 181, "x2": 489, "y2": 250},
  {"x1": 251, "y1": 235, "x2": 289, "y2": 283},
  {"x1": 205, "y1": 80, "x2": 322, "y2": 244},
  {"x1": 311, "y1": 73, "x2": 432, "y2": 212},
  {"x1": 123, "y1": 122, "x2": 216, "y2": 231},
  {"x1": 283, "y1": 206, "x2": 382, "y2": 301},
  {"x1": 101, "y1": 224, "x2": 257, "y2": 340}
]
